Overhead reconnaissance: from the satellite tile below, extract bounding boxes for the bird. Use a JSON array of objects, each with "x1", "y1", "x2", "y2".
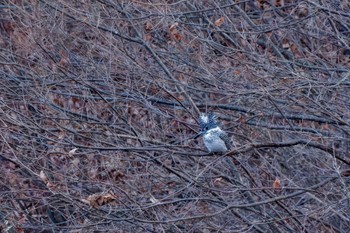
[{"x1": 198, "y1": 113, "x2": 231, "y2": 153}]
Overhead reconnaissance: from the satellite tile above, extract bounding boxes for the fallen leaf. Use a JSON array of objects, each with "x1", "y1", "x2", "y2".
[
  {"x1": 273, "y1": 178, "x2": 280, "y2": 189},
  {"x1": 144, "y1": 33, "x2": 152, "y2": 41},
  {"x1": 233, "y1": 69, "x2": 241, "y2": 75},
  {"x1": 214, "y1": 17, "x2": 225, "y2": 27},
  {"x1": 68, "y1": 148, "x2": 78, "y2": 157},
  {"x1": 213, "y1": 177, "x2": 224, "y2": 186},
  {"x1": 169, "y1": 22, "x2": 179, "y2": 32},
  {"x1": 47, "y1": 181, "x2": 56, "y2": 189},
  {"x1": 83, "y1": 192, "x2": 116, "y2": 208},
  {"x1": 39, "y1": 171, "x2": 48, "y2": 183},
  {"x1": 144, "y1": 21, "x2": 153, "y2": 31}
]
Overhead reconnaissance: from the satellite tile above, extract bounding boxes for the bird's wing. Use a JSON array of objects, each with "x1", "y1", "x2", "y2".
[{"x1": 219, "y1": 130, "x2": 231, "y2": 150}]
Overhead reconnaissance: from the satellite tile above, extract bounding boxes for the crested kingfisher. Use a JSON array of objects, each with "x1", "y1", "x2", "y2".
[{"x1": 198, "y1": 113, "x2": 231, "y2": 153}]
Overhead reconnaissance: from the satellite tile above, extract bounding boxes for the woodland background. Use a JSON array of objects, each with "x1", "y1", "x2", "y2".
[{"x1": 1, "y1": 0, "x2": 350, "y2": 232}]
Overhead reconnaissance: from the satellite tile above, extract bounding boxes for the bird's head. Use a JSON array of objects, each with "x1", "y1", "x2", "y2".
[{"x1": 199, "y1": 113, "x2": 219, "y2": 133}]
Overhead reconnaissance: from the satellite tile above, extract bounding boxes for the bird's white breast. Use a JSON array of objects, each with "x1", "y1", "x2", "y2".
[{"x1": 203, "y1": 127, "x2": 228, "y2": 152}]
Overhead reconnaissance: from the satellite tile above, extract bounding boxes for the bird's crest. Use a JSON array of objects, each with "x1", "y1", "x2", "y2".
[{"x1": 199, "y1": 113, "x2": 218, "y2": 131}]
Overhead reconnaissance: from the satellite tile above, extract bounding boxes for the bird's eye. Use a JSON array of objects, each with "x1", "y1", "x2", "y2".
[{"x1": 205, "y1": 126, "x2": 209, "y2": 130}]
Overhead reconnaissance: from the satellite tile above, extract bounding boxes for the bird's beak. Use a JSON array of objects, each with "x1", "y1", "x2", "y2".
[{"x1": 194, "y1": 131, "x2": 204, "y2": 139}]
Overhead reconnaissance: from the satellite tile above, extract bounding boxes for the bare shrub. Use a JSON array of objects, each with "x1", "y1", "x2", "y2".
[{"x1": 0, "y1": 0, "x2": 349, "y2": 232}]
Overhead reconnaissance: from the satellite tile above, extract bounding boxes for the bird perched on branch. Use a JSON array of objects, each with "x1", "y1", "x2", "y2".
[{"x1": 198, "y1": 113, "x2": 231, "y2": 153}]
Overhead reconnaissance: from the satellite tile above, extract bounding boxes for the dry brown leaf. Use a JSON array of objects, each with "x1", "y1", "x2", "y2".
[
  {"x1": 296, "y1": 4, "x2": 308, "y2": 18},
  {"x1": 144, "y1": 33, "x2": 152, "y2": 41},
  {"x1": 214, "y1": 17, "x2": 225, "y2": 27},
  {"x1": 58, "y1": 57, "x2": 68, "y2": 68},
  {"x1": 282, "y1": 39, "x2": 290, "y2": 49},
  {"x1": 290, "y1": 43, "x2": 303, "y2": 58},
  {"x1": 169, "y1": 22, "x2": 179, "y2": 32},
  {"x1": 177, "y1": 95, "x2": 185, "y2": 101},
  {"x1": 273, "y1": 178, "x2": 280, "y2": 189},
  {"x1": 213, "y1": 177, "x2": 224, "y2": 187},
  {"x1": 39, "y1": 170, "x2": 48, "y2": 183},
  {"x1": 144, "y1": 21, "x2": 153, "y2": 31},
  {"x1": 233, "y1": 69, "x2": 241, "y2": 75},
  {"x1": 173, "y1": 33, "x2": 183, "y2": 42},
  {"x1": 275, "y1": 0, "x2": 284, "y2": 7},
  {"x1": 81, "y1": 198, "x2": 91, "y2": 205},
  {"x1": 68, "y1": 148, "x2": 78, "y2": 157},
  {"x1": 83, "y1": 192, "x2": 116, "y2": 208},
  {"x1": 46, "y1": 181, "x2": 55, "y2": 189},
  {"x1": 168, "y1": 22, "x2": 183, "y2": 42}
]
